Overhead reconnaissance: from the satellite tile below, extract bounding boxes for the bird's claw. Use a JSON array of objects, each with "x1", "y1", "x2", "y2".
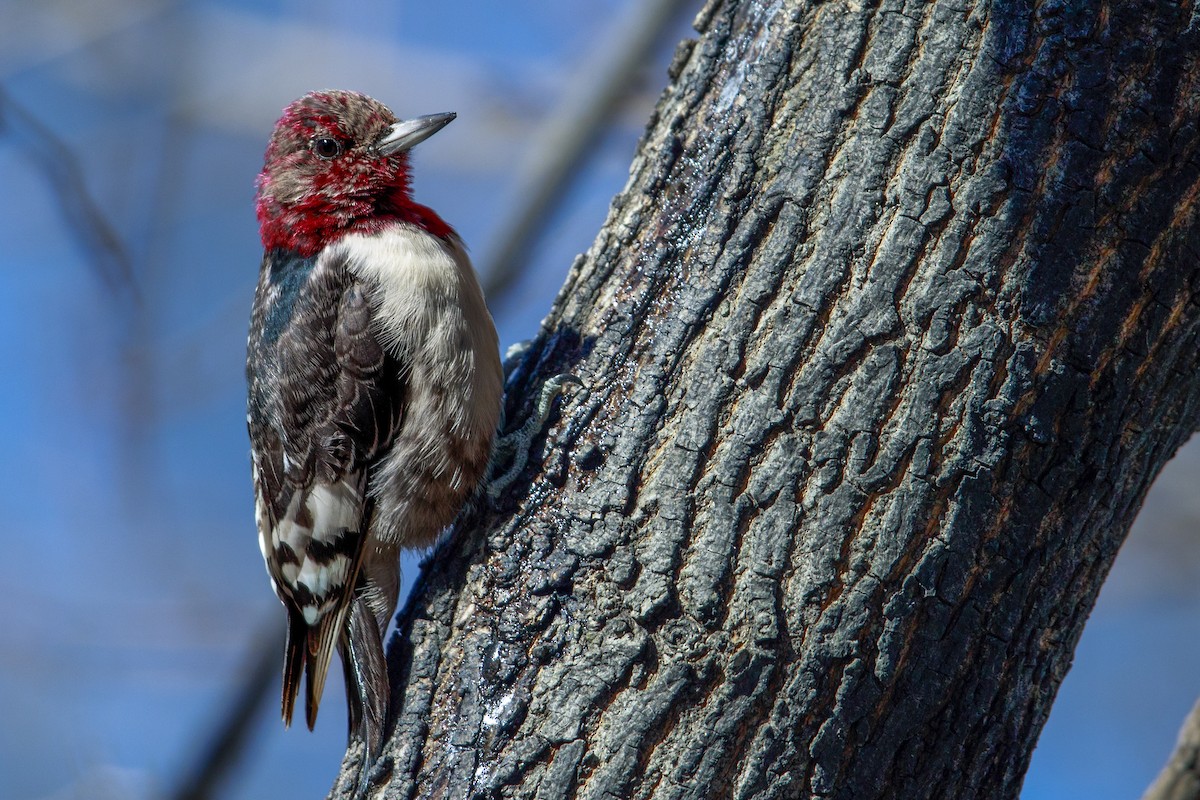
[{"x1": 488, "y1": 374, "x2": 583, "y2": 499}]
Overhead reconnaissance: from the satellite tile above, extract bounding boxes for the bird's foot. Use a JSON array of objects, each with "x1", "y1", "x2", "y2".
[{"x1": 488, "y1": 373, "x2": 582, "y2": 499}]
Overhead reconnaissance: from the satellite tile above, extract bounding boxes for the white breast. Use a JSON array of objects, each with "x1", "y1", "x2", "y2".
[
  {"x1": 331, "y1": 225, "x2": 502, "y2": 436},
  {"x1": 326, "y1": 224, "x2": 503, "y2": 548}
]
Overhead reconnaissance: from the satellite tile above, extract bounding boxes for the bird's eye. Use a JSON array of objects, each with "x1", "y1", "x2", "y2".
[{"x1": 311, "y1": 137, "x2": 344, "y2": 159}]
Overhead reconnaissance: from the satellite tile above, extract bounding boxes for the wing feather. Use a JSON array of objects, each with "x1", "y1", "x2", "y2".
[{"x1": 247, "y1": 249, "x2": 405, "y2": 730}]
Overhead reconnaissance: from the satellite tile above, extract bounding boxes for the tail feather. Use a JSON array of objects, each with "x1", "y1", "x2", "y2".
[
  {"x1": 344, "y1": 594, "x2": 388, "y2": 749},
  {"x1": 281, "y1": 609, "x2": 307, "y2": 727},
  {"x1": 304, "y1": 603, "x2": 352, "y2": 730}
]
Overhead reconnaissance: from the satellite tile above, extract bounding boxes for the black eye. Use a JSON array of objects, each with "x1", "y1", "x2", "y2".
[{"x1": 311, "y1": 137, "x2": 343, "y2": 159}]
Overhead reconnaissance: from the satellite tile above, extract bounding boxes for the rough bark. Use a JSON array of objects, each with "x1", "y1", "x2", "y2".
[{"x1": 333, "y1": 0, "x2": 1200, "y2": 798}]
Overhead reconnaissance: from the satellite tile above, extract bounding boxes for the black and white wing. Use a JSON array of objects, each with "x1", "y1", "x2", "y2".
[{"x1": 246, "y1": 247, "x2": 404, "y2": 731}]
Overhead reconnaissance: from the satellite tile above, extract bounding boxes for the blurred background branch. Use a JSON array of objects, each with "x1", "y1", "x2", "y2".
[
  {"x1": 170, "y1": 621, "x2": 282, "y2": 800},
  {"x1": 1144, "y1": 699, "x2": 1200, "y2": 800},
  {"x1": 0, "y1": 85, "x2": 139, "y2": 301},
  {"x1": 480, "y1": 0, "x2": 695, "y2": 299}
]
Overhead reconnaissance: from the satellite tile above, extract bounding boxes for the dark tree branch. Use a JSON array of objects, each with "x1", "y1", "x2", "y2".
[{"x1": 333, "y1": 0, "x2": 1200, "y2": 797}]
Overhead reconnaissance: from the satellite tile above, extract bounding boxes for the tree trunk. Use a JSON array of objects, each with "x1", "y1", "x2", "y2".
[{"x1": 333, "y1": 0, "x2": 1200, "y2": 797}]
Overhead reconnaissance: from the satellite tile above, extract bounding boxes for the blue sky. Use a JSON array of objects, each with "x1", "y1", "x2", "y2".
[{"x1": 0, "y1": 2, "x2": 1197, "y2": 798}]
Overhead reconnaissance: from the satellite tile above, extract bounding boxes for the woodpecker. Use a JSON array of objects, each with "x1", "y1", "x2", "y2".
[{"x1": 246, "y1": 90, "x2": 503, "y2": 779}]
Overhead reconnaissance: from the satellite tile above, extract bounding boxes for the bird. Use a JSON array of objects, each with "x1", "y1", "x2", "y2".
[{"x1": 246, "y1": 90, "x2": 503, "y2": 784}]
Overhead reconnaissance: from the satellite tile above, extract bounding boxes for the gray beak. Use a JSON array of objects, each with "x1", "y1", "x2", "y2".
[{"x1": 373, "y1": 112, "x2": 456, "y2": 156}]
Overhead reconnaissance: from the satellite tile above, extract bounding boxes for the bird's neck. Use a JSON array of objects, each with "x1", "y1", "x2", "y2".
[
  {"x1": 258, "y1": 189, "x2": 455, "y2": 257},
  {"x1": 379, "y1": 188, "x2": 455, "y2": 241}
]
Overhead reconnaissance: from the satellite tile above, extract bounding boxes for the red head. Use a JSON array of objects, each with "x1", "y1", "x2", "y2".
[{"x1": 256, "y1": 90, "x2": 455, "y2": 256}]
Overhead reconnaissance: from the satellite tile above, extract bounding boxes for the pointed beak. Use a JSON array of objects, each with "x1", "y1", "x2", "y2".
[{"x1": 373, "y1": 112, "x2": 456, "y2": 156}]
